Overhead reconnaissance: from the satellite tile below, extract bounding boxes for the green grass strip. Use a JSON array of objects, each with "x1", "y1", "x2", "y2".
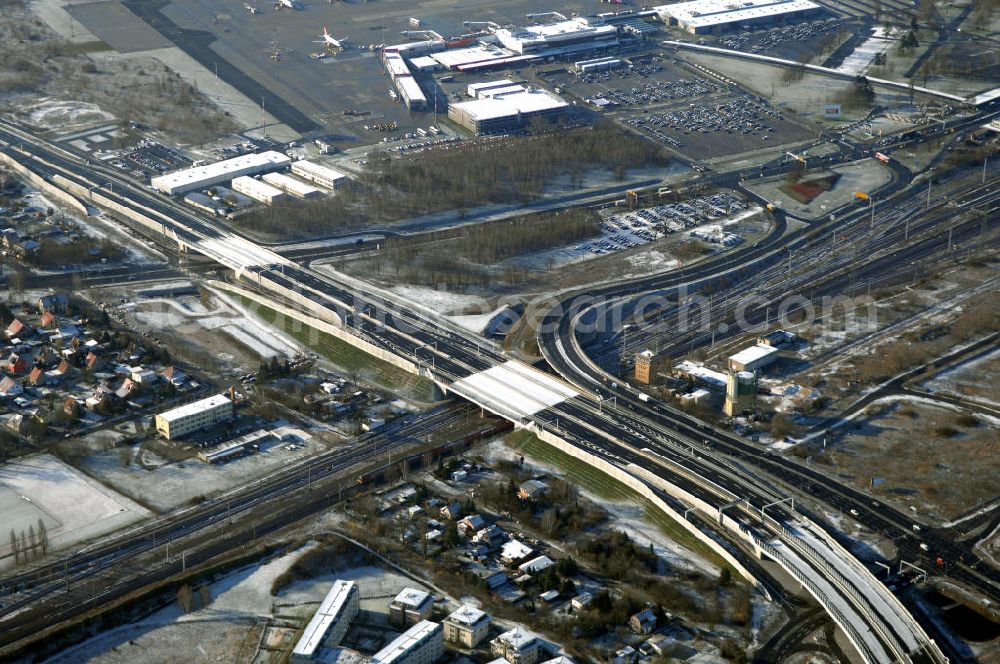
[
  {"x1": 507, "y1": 429, "x2": 733, "y2": 572},
  {"x1": 233, "y1": 294, "x2": 437, "y2": 402}
]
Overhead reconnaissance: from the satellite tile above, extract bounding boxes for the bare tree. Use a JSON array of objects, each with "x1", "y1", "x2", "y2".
[
  {"x1": 177, "y1": 584, "x2": 194, "y2": 613},
  {"x1": 37, "y1": 519, "x2": 48, "y2": 555},
  {"x1": 27, "y1": 524, "x2": 36, "y2": 558},
  {"x1": 9, "y1": 529, "x2": 18, "y2": 565},
  {"x1": 199, "y1": 585, "x2": 211, "y2": 609}
]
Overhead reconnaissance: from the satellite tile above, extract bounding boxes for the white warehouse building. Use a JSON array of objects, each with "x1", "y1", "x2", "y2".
[
  {"x1": 231, "y1": 176, "x2": 287, "y2": 204},
  {"x1": 261, "y1": 172, "x2": 322, "y2": 198},
  {"x1": 291, "y1": 160, "x2": 349, "y2": 190},
  {"x1": 653, "y1": 0, "x2": 822, "y2": 34},
  {"x1": 150, "y1": 151, "x2": 291, "y2": 195},
  {"x1": 291, "y1": 580, "x2": 360, "y2": 663}
]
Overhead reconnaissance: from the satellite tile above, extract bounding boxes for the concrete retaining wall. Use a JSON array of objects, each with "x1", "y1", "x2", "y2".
[
  {"x1": 0, "y1": 153, "x2": 89, "y2": 217},
  {"x1": 529, "y1": 424, "x2": 767, "y2": 593},
  {"x1": 210, "y1": 281, "x2": 421, "y2": 377}
]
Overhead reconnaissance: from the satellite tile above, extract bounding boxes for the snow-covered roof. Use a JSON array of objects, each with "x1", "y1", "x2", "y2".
[
  {"x1": 449, "y1": 90, "x2": 568, "y2": 123},
  {"x1": 728, "y1": 344, "x2": 779, "y2": 367},
  {"x1": 500, "y1": 538, "x2": 533, "y2": 560},
  {"x1": 653, "y1": 0, "x2": 820, "y2": 27},
  {"x1": 392, "y1": 587, "x2": 432, "y2": 609},
  {"x1": 150, "y1": 151, "x2": 290, "y2": 194},
  {"x1": 447, "y1": 604, "x2": 488, "y2": 626},
  {"x1": 293, "y1": 580, "x2": 357, "y2": 658},
  {"x1": 156, "y1": 393, "x2": 230, "y2": 423},
  {"x1": 372, "y1": 621, "x2": 441, "y2": 664}
]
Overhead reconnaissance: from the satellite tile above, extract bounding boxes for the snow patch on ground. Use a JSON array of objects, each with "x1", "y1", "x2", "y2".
[
  {"x1": 624, "y1": 250, "x2": 680, "y2": 274},
  {"x1": 46, "y1": 542, "x2": 319, "y2": 663},
  {"x1": 27, "y1": 99, "x2": 115, "y2": 131},
  {"x1": 0, "y1": 454, "x2": 150, "y2": 568},
  {"x1": 391, "y1": 285, "x2": 489, "y2": 316}
]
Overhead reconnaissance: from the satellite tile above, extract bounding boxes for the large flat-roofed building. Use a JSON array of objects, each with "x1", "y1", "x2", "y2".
[
  {"x1": 154, "y1": 394, "x2": 232, "y2": 439},
  {"x1": 291, "y1": 580, "x2": 360, "y2": 663},
  {"x1": 395, "y1": 75, "x2": 429, "y2": 111},
  {"x1": 371, "y1": 620, "x2": 444, "y2": 664},
  {"x1": 467, "y1": 79, "x2": 515, "y2": 98},
  {"x1": 150, "y1": 151, "x2": 291, "y2": 195},
  {"x1": 231, "y1": 176, "x2": 287, "y2": 204},
  {"x1": 653, "y1": 0, "x2": 821, "y2": 34},
  {"x1": 390, "y1": 588, "x2": 434, "y2": 627},
  {"x1": 261, "y1": 172, "x2": 322, "y2": 199},
  {"x1": 448, "y1": 89, "x2": 568, "y2": 135},
  {"x1": 494, "y1": 18, "x2": 618, "y2": 56},
  {"x1": 291, "y1": 160, "x2": 349, "y2": 190},
  {"x1": 728, "y1": 344, "x2": 780, "y2": 372},
  {"x1": 444, "y1": 605, "x2": 491, "y2": 648}
]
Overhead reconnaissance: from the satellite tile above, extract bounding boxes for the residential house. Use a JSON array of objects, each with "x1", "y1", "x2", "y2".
[
  {"x1": 84, "y1": 351, "x2": 101, "y2": 371},
  {"x1": 500, "y1": 539, "x2": 533, "y2": 565},
  {"x1": 115, "y1": 378, "x2": 138, "y2": 400},
  {"x1": 570, "y1": 593, "x2": 593, "y2": 611},
  {"x1": 518, "y1": 556, "x2": 555, "y2": 575},
  {"x1": 518, "y1": 480, "x2": 549, "y2": 501},
  {"x1": 63, "y1": 397, "x2": 81, "y2": 419},
  {"x1": 13, "y1": 239, "x2": 39, "y2": 258},
  {"x1": 0, "y1": 376, "x2": 23, "y2": 398},
  {"x1": 5, "y1": 319, "x2": 32, "y2": 339},
  {"x1": 474, "y1": 525, "x2": 505, "y2": 548},
  {"x1": 131, "y1": 367, "x2": 158, "y2": 383},
  {"x1": 4, "y1": 353, "x2": 27, "y2": 374},
  {"x1": 630, "y1": 608, "x2": 657, "y2": 635},
  {"x1": 439, "y1": 502, "x2": 462, "y2": 520},
  {"x1": 39, "y1": 311, "x2": 57, "y2": 329},
  {"x1": 38, "y1": 293, "x2": 70, "y2": 314},
  {"x1": 26, "y1": 367, "x2": 46, "y2": 386},
  {"x1": 612, "y1": 646, "x2": 637, "y2": 664},
  {"x1": 1, "y1": 228, "x2": 19, "y2": 247},
  {"x1": 457, "y1": 514, "x2": 486, "y2": 537}
]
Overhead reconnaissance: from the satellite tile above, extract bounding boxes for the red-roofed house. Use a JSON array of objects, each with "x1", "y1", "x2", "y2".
[
  {"x1": 40, "y1": 311, "x2": 57, "y2": 329},
  {"x1": 0, "y1": 376, "x2": 23, "y2": 397},
  {"x1": 5, "y1": 319, "x2": 31, "y2": 339},
  {"x1": 4, "y1": 353, "x2": 27, "y2": 375},
  {"x1": 27, "y1": 366, "x2": 46, "y2": 386}
]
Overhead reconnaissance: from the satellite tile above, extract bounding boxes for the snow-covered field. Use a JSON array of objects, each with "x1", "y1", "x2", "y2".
[
  {"x1": 0, "y1": 454, "x2": 150, "y2": 566},
  {"x1": 390, "y1": 285, "x2": 489, "y2": 316},
  {"x1": 922, "y1": 347, "x2": 1000, "y2": 409},
  {"x1": 46, "y1": 542, "x2": 321, "y2": 664},
  {"x1": 128, "y1": 290, "x2": 302, "y2": 362}
]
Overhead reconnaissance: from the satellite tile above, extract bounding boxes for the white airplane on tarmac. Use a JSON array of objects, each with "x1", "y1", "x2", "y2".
[
  {"x1": 274, "y1": 0, "x2": 301, "y2": 10},
  {"x1": 316, "y1": 27, "x2": 348, "y2": 50}
]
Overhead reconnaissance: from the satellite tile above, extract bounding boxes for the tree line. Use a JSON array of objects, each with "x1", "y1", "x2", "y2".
[{"x1": 241, "y1": 126, "x2": 668, "y2": 239}]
